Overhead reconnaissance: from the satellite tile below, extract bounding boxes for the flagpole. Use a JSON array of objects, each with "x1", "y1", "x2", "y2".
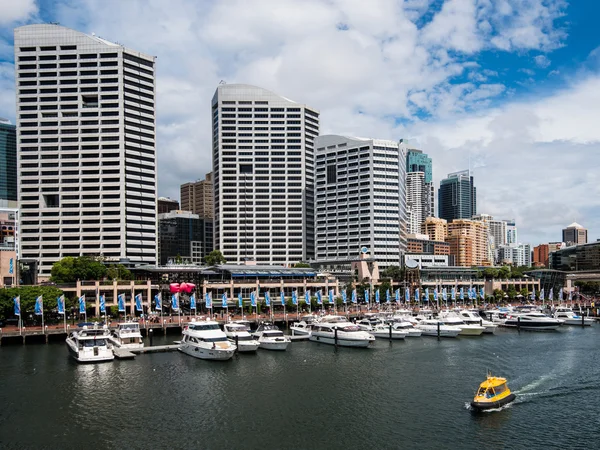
[{"x1": 41, "y1": 299, "x2": 44, "y2": 332}]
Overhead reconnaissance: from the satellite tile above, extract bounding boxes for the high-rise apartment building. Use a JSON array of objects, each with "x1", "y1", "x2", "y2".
[
  {"x1": 314, "y1": 135, "x2": 407, "y2": 268},
  {"x1": 421, "y1": 216, "x2": 447, "y2": 242},
  {"x1": 180, "y1": 172, "x2": 213, "y2": 219},
  {"x1": 472, "y1": 213, "x2": 506, "y2": 263},
  {"x1": 505, "y1": 219, "x2": 517, "y2": 245},
  {"x1": 562, "y1": 222, "x2": 587, "y2": 246},
  {"x1": 158, "y1": 210, "x2": 213, "y2": 265},
  {"x1": 497, "y1": 243, "x2": 531, "y2": 267},
  {"x1": 405, "y1": 149, "x2": 434, "y2": 234},
  {"x1": 157, "y1": 197, "x2": 179, "y2": 214},
  {"x1": 212, "y1": 84, "x2": 319, "y2": 265},
  {"x1": 533, "y1": 242, "x2": 565, "y2": 267},
  {"x1": 0, "y1": 119, "x2": 17, "y2": 207},
  {"x1": 438, "y1": 170, "x2": 476, "y2": 221},
  {"x1": 14, "y1": 24, "x2": 157, "y2": 279},
  {"x1": 446, "y1": 219, "x2": 489, "y2": 267}
]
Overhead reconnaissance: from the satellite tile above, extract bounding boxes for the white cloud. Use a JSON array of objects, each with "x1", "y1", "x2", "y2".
[
  {"x1": 534, "y1": 54, "x2": 551, "y2": 68},
  {"x1": 0, "y1": 0, "x2": 37, "y2": 25}
]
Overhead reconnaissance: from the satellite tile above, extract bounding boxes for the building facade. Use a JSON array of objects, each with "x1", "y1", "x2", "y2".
[
  {"x1": 212, "y1": 84, "x2": 319, "y2": 265},
  {"x1": 496, "y1": 243, "x2": 532, "y2": 267},
  {"x1": 438, "y1": 170, "x2": 476, "y2": 221},
  {"x1": 472, "y1": 214, "x2": 506, "y2": 263},
  {"x1": 180, "y1": 172, "x2": 213, "y2": 218},
  {"x1": 314, "y1": 135, "x2": 407, "y2": 269},
  {"x1": 157, "y1": 197, "x2": 179, "y2": 214},
  {"x1": 505, "y1": 219, "x2": 517, "y2": 245},
  {"x1": 446, "y1": 219, "x2": 489, "y2": 267},
  {"x1": 533, "y1": 242, "x2": 565, "y2": 267},
  {"x1": 15, "y1": 24, "x2": 157, "y2": 279},
  {"x1": 550, "y1": 241, "x2": 600, "y2": 271},
  {"x1": 158, "y1": 210, "x2": 213, "y2": 265},
  {"x1": 406, "y1": 172, "x2": 434, "y2": 234},
  {"x1": 0, "y1": 119, "x2": 17, "y2": 207},
  {"x1": 421, "y1": 216, "x2": 447, "y2": 242},
  {"x1": 562, "y1": 222, "x2": 587, "y2": 246}
]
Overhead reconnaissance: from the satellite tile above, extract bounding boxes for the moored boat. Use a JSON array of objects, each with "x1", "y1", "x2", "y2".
[
  {"x1": 371, "y1": 323, "x2": 408, "y2": 339},
  {"x1": 471, "y1": 375, "x2": 516, "y2": 410},
  {"x1": 254, "y1": 322, "x2": 291, "y2": 351},
  {"x1": 66, "y1": 324, "x2": 114, "y2": 363},
  {"x1": 553, "y1": 307, "x2": 594, "y2": 326},
  {"x1": 179, "y1": 320, "x2": 236, "y2": 360},
  {"x1": 504, "y1": 312, "x2": 561, "y2": 331},
  {"x1": 310, "y1": 315, "x2": 375, "y2": 347},
  {"x1": 223, "y1": 322, "x2": 260, "y2": 352},
  {"x1": 415, "y1": 319, "x2": 461, "y2": 338},
  {"x1": 109, "y1": 322, "x2": 144, "y2": 349}
]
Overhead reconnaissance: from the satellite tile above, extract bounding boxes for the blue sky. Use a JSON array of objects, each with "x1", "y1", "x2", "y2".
[{"x1": 1, "y1": 0, "x2": 600, "y2": 246}]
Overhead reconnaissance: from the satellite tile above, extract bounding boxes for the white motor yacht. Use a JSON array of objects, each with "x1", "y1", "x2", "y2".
[
  {"x1": 438, "y1": 312, "x2": 485, "y2": 336},
  {"x1": 66, "y1": 325, "x2": 114, "y2": 363},
  {"x1": 223, "y1": 322, "x2": 260, "y2": 352},
  {"x1": 458, "y1": 310, "x2": 497, "y2": 334},
  {"x1": 254, "y1": 323, "x2": 291, "y2": 351},
  {"x1": 415, "y1": 319, "x2": 462, "y2": 338},
  {"x1": 371, "y1": 323, "x2": 408, "y2": 339},
  {"x1": 504, "y1": 312, "x2": 562, "y2": 331},
  {"x1": 179, "y1": 320, "x2": 236, "y2": 360},
  {"x1": 290, "y1": 315, "x2": 318, "y2": 338},
  {"x1": 391, "y1": 320, "x2": 422, "y2": 337},
  {"x1": 553, "y1": 307, "x2": 594, "y2": 326},
  {"x1": 309, "y1": 316, "x2": 375, "y2": 348},
  {"x1": 109, "y1": 322, "x2": 144, "y2": 349}
]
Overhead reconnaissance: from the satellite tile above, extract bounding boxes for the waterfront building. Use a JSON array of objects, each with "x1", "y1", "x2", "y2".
[
  {"x1": 0, "y1": 119, "x2": 17, "y2": 208},
  {"x1": 562, "y1": 222, "x2": 587, "y2": 246},
  {"x1": 0, "y1": 211, "x2": 17, "y2": 287},
  {"x1": 406, "y1": 233, "x2": 451, "y2": 256},
  {"x1": 314, "y1": 135, "x2": 407, "y2": 269},
  {"x1": 505, "y1": 219, "x2": 518, "y2": 245},
  {"x1": 404, "y1": 254, "x2": 449, "y2": 268},
  {"x1": 180, "y1": 172, "x2": 213, "y2": 219},
  {"x1": 405, "y1": 148, "x2": 434, "y2": 234},
  {"x1": 496, "y1": 243, "x2": 532, "y2": 267},
  {"x1": 14, "y1": 24, "x2": 157, "y2": 279},
  {"x1": 212, "y1": 84, "x2": 319, "y2": 265},
  {"x1": 438, "y1": 170, "x2": 476, "y2": 221},
  {"x1": 157, "y1": 197, "x2": 179, "y2": 214},
  {"x1": 533, "y1": 242, "x2": 565, "y2": 268},
  {"x1": 446, "y1": 219, "x2": 489, "y2": 267},
  {"x1": 550, "y1": 241, "x2": 600, "y2": 271},
  {"x1": 158, "y1": 210, "x2": 213, "y2": 265},
  {"x1": 406, "y1": 172, "x2": 434, "y2": 234},
  {"x1": 472, "y1": 214, "x2": 506, "y2": 263},
  {"x1": 421, "y1": 216, "x2": 447, "y2": 242}
]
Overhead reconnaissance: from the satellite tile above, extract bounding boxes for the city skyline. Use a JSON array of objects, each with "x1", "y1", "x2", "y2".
[{"x1": 1, "y1": 1, "x2": 599, "y2": 246}]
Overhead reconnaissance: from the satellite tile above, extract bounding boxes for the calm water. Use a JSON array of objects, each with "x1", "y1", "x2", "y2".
[{"x1": 1, "y1": 326, "x2": 599, "y2": 450}]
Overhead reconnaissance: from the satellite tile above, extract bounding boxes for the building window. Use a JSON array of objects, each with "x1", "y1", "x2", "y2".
[{"x1": 326, "y1": 165, "x2": 336, "y2": 184}]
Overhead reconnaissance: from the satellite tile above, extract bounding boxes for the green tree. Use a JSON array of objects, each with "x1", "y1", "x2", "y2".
[
  {"x1": 0, "y1": 286, "x2": 66, "y2": 320},
  {"x1": 293, "y1": 262, "x2": 311, "y2": 268},
  {"x1": 493, "y1": 289, "x2": 505, "y2": 303},
  {"x1": 507, "y1": 286, "x2": 517, "y2": 299},
  {"x1": 520, "y1": 288, "x2": 529, "y2": 299},
  {"x1": 204, "y1": 250, "x2": 226, "y2": 266},
  {"x1": 51, "y1": 256, "x2": 107, "y2": 283},
  {"x1": 498, "y1": 266, "x2": 511, "y2": 279},
  {"x1": 483, "y1": 268, "x2": 499, "y2": 279},
  {"x1": 106, "y1": 264, "x2": 133, "y2": 281},
  {"x1": 381, "y1": 265, "x2": 404, "y2": 280}
]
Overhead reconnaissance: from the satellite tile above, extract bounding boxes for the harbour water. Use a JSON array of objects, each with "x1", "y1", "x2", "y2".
[{"x1": 1, "y1": 326, "x2": 599, "y2": 449}]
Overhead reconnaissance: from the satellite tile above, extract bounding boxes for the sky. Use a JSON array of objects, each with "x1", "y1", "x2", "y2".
[{"x1": 1, "y1": 0, "x2": 599, "y2": 246}]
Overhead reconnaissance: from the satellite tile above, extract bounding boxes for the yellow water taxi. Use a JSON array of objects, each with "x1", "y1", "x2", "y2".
[{"x1": 471, "y1": 375, "x2": 516, "y2": 410}]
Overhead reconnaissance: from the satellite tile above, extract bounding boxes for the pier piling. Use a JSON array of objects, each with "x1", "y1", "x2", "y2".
[
  {"x1": 235, "y1": 335, "x2": 239, "y2": 353},
  {"x1": 517, "y1": 316, "x2": 521, "y2": 331},
  {"x1": 149, "y1": 328, "x2": 153, "y2": 346},
  {"x1": 334, "y1": 327, "x2": 338, "y2": 348},
  {"x1": 389, "y1": 324, "x2": 392, "y2": 343},
  {"x1": 437, "y1": 322, "x2": 440, "y2": 341}
]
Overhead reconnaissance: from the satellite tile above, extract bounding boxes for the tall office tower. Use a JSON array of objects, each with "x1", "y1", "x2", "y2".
[
  {"x1": 406, "y1": 172, "x2": 433, "y2": 234},
  {"x1": 505, "y1": 219, "x2": 517, "y2": 245},
  {"x1": 212, "y1": 84, "x2": 319, "y2": 265},
  {"x1": 421, "y1": 217, "x2": 447, "y2": 241},
  {"x1": 472, "y1": 214, "x2": 506, "y2": 263},
  {"x1": 158, "y1": 210, "x2": 213, "y2": 265},
  {"x1": 438, "y1": 170, "x2": 476, "y2": 221},
  {"x1": 180, "y1": 172, "x2": 213, "y2": 218},
  {"x1": 157, "y1": 197, "x2": 179, "y2": 214},
  {"x1": 446, "y1": 219, "x2": 489, "y2": 267},
  {"x1": 562, "y1": 222, "x2": 587, "y2": 246},
  {"x1": 314, "y1": 135, "x2": 407, "y2": 268},
  {"x1": 406, "y1": 148, "x2": 434, "y2": 226},
  {"x1": 497, "y1": 243, "x2": 531, "y2": 267},
  {"x1": 15, "y1": 24, "x2": 157, "y2": 279},
  {"x1": 0, "y1": 119, "x2": 17, "y2": 207}
]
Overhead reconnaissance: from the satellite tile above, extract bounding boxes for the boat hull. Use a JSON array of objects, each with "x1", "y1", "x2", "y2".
[
  {"x1": 235, "y1": 341, "x2": 260, "y2": 352},
  {"x1": 418, "y1": 328, "x2": 460, "y2": 338},
  {"x1": 372, "y1": 330, "x2": 407, "y2": 339},
  {"x1": 471, "y1": 393, "x2": 516, "y2": 410},
  {"x1": 458, "y1": 326, "x2": 485, "y2": 336},
  {"x1": 309, "y1": 334, "x2": 373, "y2": 347},
  {"x1": 258, "y1": 340, "x2": 290, "y2": 351},
  {"x1": 504, "y1": 320, "x2": 561, "y2": 331},
  {"x1": 289, "y1": 327, "x2": 310, "y2": 336},
  {"x1": 562, "y1": 318, "x2": 593, "y2": 326},
  {"x1": 66, "y1": 340, "x2": 114, "y2": 363},
  {"x1": 109, "y1": 338, "x2": 144, "y2": 350},
  {"x1": 179, "y1": 343, "x2": 235, "y2": 360}
]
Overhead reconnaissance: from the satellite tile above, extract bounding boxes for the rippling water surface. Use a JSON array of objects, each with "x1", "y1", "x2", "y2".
[{"x1": 1, "y1": 326, "x2": 599, "y2": 449}]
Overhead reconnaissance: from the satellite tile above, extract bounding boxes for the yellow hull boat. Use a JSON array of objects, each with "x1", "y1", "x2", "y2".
[{"x1": 471, "y1": 375, "x2": 516, "y2": 410}]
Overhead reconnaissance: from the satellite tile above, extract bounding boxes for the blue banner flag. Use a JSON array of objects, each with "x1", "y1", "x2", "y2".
[
  {"x1": 352, "y1": 289, "x2": 357, "y2": 304},
  {"x1": 238, "y1": 293, "x2": 243, "y2": 308},
  {"x1": 442, "y1": 288, "x2": 447, "y2": 301},
  {"x1": 415, "y1": 288, "x2": 419, "y2": 302},
  {"x1": 531, "y1": 287, "x2": 536, "y2": 301},
  {"x1": 539, "y1": 289, "x2": 545, "y2": 301},
  {"x1": 558, "y1": 289, "x2": 563, "y2": 301},
  {"x1": 206, "y1": 292, "x2": 213, "y2": 309},
  {"x1": 265, "y1": 291, "x2": 270, "y2": 307},
  {"x1": 451, "y1": 287, "x2": 456, "y2": 300},
  {"x1": 328, "y1": 289, "x2": 334, "y2": 304},
  {"x1": 405, "y1": 287, "x2": 410, "y2": 302},
  {"x1": 305, "y1": 290, "x2": 311, "y2": 304},
  {"x1": 281, "y1": 291, "x2": 285, "y2": 306},
  {"x1": 155, "y1": 293, "x2": 162, "y2": 310},
  {"x1": 135, "y1": 293, "x2": 143, "y2": 312},
  {"x1": 364, "y1": 289, "x2": 369, "y2": 303},
  {"x1": 34, "y1": 296, "x2": 43, "y2": 315},
  {"x1": 171, "y1": 293, "x2": 179, "y2": 311},
  {"x1": 433, "y1": 289, "x2": 438, "y2": 302},
  {"x1": 292, "y1": 290, "x2": 298, "y2": 305},
  {"x1": 9, "y1": 258, "x2": 13, "y2": 274},
  {"x1": 548, "y1": 289, "x2": 553, "y2": 301},
  {"x1": 395, "y1": 289, "x2": 400, "y2": 303},
  {"x1": 342, "y1": 290, "x2": 347, "y2": 304},
  {"x1": 460, "y1": 287, "x2": 464, "y2": 300},
  {"x1": 386, "y1": 289, "x2": 391, "y2": 303},
  {"x1": 222, "y1": 292, "x2": 228, "y2": 308},
  {"x1": 13, "y1": 296, "x2": 20, "y2": 316},
  {"x1": 79, "y1": 295, "x2": 86, "y2": 314},
  {"x1": 480, "y1": 288, "x2": 485, "y2": 299},
  {"x1": 190, "y1": 294, "x2": 196, "y2": 310},
  {"x1": 316, "y1": 291, "x2": 322, "y2": 305},
  {"x1": 100, "y1": 295, "x2": 106, "y2": 314},
  {"x1": 568, "y1": 290, "x2": 572, "y2": 301},
  {"x1": 425, "y1": 288, "x2": 429, "y2": 301},
  {"x1": 118, "y1": 294, "x2": 125, "y2": 312},
  {"x1": 57, "y1": 295, "x2": 65, "y2": 314},
  {"x1": 375, "y1": 290, "x2": 380, "y2": 303},
  {"x1": 250, "y1": 291, "x2": 256, "y2": 307}
]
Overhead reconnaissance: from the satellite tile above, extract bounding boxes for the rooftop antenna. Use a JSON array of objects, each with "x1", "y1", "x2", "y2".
[{"x1": 219, "y1": 80, "x2": 226, "y2": 85}]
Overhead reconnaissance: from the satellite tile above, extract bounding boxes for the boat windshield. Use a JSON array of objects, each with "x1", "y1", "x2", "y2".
[
  {"x1": 341, "y1": 326, "x2": 361, "y2": 332},
  {"x1": 235, "y1": 335, "x2": 254, "y2": 341},
  {"x1": 83, "y1": 339, "x2": 106, "y2": 347},
  {"x1": 120, "y1": 324, "x2": 140, "y2": 331},
  {"x1": 203, "y1": 337, "x2": 228, "y2": 343},
  {"x1": 190, "y1": 324, "x2": 221, "y2": 331},
  {"x1": 264, "y1": 330, "x2": 284, "y2": 337}
]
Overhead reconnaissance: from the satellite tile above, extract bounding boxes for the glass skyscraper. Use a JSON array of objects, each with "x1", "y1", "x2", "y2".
[
  {"x1": 0, "y1": 119, "x2": 17, "y2": 204},
  {"x1": 406, "y1": 148, "x2": 432, "y2": 183},
  {"x1": 438, "y1": 170, "x2": 476, "y2": 221}
]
